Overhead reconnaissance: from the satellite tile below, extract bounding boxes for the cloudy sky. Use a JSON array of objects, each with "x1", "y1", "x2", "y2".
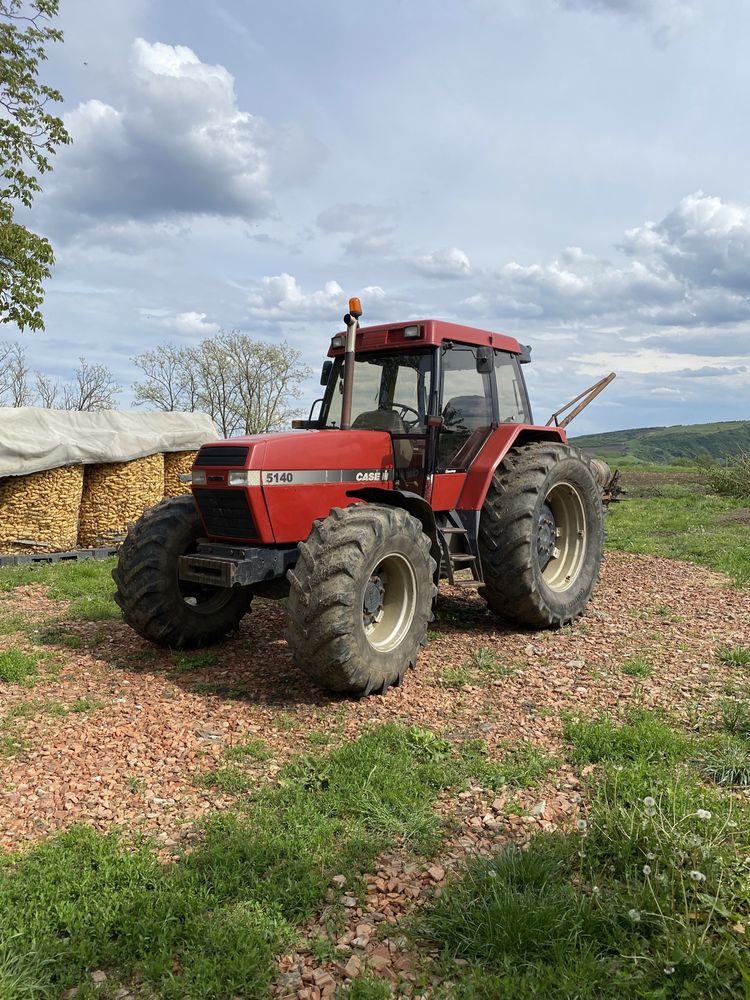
[{"x1": 12, "y1": 0, "x2": 750, "y2": 433}]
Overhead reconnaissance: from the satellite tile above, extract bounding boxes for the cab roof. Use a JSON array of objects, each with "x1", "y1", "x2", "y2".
[{"x1": 327, "y1": 319, "x2": 522, "y2": 357}]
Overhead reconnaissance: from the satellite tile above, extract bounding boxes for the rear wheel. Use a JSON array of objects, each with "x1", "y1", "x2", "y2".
[
  {"x1": 479, "y1": 443, "x2": 603, "y2": 627},
  {"x1": 286, "y1": 505, "x2": 436, "y2": 694},
  {"x1": 113, "y1": 494, "x2": 253, "y2": 648}
]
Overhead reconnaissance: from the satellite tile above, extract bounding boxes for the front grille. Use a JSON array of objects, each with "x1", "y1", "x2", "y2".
[
  {"x1": 193, "y1": 488, "x2": 256, "y2": 540},
  {"x1": 195, "y1": 445, "x2": 250, "y2": 467}
]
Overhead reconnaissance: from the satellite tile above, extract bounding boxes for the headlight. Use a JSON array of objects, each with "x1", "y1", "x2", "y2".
[
  {"x1": 228, "y1": 470, "x2": 261, "y2": 487},
  {"x1": 190, "y1": 470, "x2": 207, "y2": 485}
]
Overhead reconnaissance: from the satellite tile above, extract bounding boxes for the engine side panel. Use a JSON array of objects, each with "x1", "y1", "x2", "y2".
[{"x1": 252, "y1": 429, "x2": 395, "y2": 543}]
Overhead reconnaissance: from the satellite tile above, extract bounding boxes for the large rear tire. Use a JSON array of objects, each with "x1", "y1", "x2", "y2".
[
  {"x1": 479, "y1": 443, "x2": 603, "y2": 628},
  {"x1": 113, "y1": 495, "x2": 253, "y2": 648},
  {"x1": 286, "y1": 505, "x2": 436, "y2": 695}
]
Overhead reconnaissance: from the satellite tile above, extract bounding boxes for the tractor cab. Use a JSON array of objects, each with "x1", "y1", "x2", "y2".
[{"x1": 314, "y1": 313, "x2": 532, "y2": 498}]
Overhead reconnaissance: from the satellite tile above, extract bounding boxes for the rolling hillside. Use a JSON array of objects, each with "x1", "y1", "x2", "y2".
[{"x1": 571, "y1": 419, "x2": 750, "y2": 463}]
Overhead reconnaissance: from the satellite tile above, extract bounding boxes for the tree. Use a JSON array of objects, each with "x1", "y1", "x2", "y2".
[
  {"x1": 0, "y1": 338, "x2": 33, "y2": 404},
  {"x1": 132, "y1": 332, "x2": 309, "y2": 435},
  {"x1": 62, "y1": 356, "x2": 120, "y2": 411},
  {"x1": 0, "y1": 1, "x2": 70, "y2": 331}
]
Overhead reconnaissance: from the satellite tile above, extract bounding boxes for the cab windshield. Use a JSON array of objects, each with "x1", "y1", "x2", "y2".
[{"x1": 321, "y1": 350, "x2": 434, "y2": 433}]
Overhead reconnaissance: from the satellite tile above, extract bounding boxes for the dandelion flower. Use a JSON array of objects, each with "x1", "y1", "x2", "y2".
[
  {"x1": 696, "y1": 809, "x2": 711, "y2": 821},
  {"x1": 576, "y1": 818, "x2": 588, "y2": 832},
  {"x1": 628, "y1": 908, "x2": 641, "y2": 922},
  {"x1": 689, "y1": 870, "x2": 706, "y2": 883},
  {"x1": 646, "y1": 852, "x2": 656, "y2": 860},
  {"x1": 643, "y1": 796, "x2": 656, "y2": 808},
  {"x1": 664, "y1": 966, "x2": 675, "y2": 975},
  {"x1": 643, "y1": 864, "x2": 652, "y2": 876}
]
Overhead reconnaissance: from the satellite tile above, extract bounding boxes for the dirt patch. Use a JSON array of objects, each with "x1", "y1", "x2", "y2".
[
  {"x1": 1, "y1": 551, "x2": 748, "y2": 854},
  {"x1": 716, "y1": 507, "x2": 750, "y2": 525}
]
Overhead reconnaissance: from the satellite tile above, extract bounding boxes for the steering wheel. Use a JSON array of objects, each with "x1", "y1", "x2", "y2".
[{"x1": 391, "y1": 403, "x2": 421, "y2": 430}]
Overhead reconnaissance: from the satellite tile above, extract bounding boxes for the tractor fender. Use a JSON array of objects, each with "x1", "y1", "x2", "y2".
[
  {"x1": 458, "y1": 424, "x2": 568, "y2": 510},
  {"x1": 347, "y1": 486, "x2": 441, "y2": 584}
]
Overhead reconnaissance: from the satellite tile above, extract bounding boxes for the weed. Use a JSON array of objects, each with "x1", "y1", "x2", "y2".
[
  {"x1": 225, "y1": 737, "x2": 273, "y2": 762},
  {"x1": 4, "y1": 700, "x2": 67, "y2": 721},
  {"x1": 126, "y1": 776, "x2": 145, "y2": 794},
  {"x1": 716, "y1": 698, "x2": 750, "y2": 738},
  {"x1": 343, "y1": 975, "x2": 394, "y2": 998},
  {"x1": 34, "y1": 626, "x2": 84, "y2": 649},
  {"x1": 0, "y1": 733, "x2": 25, "y2": 757},
  {"x1": 196, "y1": 767, "x2": 256, "y2": 794},
  {"x1": 621, "y1": 655, "x2": 652, "y2": 678},
  {"x1": 697, "y1": 737, "x2": 750, "y2": 786},
  {"x1": 0, "y1": 649, "x2": 41, "y2": 685},
  {"x1": 172, "y1": 650, "x2": 220, "y2": 672},
  {"x1": 70, "y1": 698, "x2": 104, "y2": 714},
  {"x1": 716, "y1": 645, "x2": 750, "y2": 666},
  {"x1": 438, "y1": 666, "x2": 473, "y2": 689}
]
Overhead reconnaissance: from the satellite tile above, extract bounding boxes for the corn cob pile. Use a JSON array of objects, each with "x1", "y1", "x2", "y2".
[
  {"x1": 0, "y1": 466, "x2": 84, "y2": 554},
  {"x1": 164, "y1": 450, "x2": 197, "y2": 497},
  {"x1": 78, "y1": 454, "x2": 165, "y2": 547}
]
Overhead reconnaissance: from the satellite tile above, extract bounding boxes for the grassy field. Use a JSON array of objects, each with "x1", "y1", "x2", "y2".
[
  {"x1": 0, "y1": 463, "x2": 749, "y2": 999},
  {"x1": 606, "y1": 473, "x2": 750, "y2": 587}
]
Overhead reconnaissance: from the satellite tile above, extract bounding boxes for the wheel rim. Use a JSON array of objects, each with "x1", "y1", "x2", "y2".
[
  {"x1": 537, "y1": 482, "x2": 587, "y2": 592},
  {"x1": 362, "y1": 553, "x2": 418, "y2": 652}
]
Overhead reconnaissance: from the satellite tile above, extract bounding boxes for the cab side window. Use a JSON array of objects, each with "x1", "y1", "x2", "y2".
[{"x1": 494, "y1": 351, "x2": 529, "y2": 423}]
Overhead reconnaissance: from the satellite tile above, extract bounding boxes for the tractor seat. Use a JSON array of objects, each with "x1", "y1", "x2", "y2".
[
  {"x1": 352, "y1": 409, "x2": 408, "y2": 435},
  {"x1": 352, "y1": 409, "x2": 414, "y2": 466},
  {"x1": 442, "y1": 395, "x2": 491, "y2": 430}
]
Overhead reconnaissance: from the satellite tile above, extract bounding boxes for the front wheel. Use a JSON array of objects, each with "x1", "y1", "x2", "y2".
[
  {"x1": 113, "y1": 495, "x2": 253, "y2": 648},
  {"x1": 286, "y1": 505, "x2": 436, "y2": 695},
  {"x1": 479, "y1": 443, "x2": 604, "y2": 627}
]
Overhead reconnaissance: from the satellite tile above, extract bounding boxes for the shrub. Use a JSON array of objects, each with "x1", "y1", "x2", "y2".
[{"x1": 708, "y1": 451, "x2": 750, "y2": 500}]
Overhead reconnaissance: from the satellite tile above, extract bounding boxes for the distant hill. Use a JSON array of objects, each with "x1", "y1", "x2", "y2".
[{"x1": 570, "y1": 420, "x2": 750, "y2": 464}]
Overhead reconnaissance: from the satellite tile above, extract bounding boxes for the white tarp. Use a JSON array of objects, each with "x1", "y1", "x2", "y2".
[{"x1": 0, "y1": 408, "x2": 217, "y2": 478}]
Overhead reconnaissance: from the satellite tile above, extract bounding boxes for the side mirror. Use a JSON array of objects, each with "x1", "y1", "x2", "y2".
[
  {"x1": 476, "y1": 347, "x2": 494, "y2": 374},
  {"x1": 320, "y1": 360, "x2": 333, "y2": 386}
]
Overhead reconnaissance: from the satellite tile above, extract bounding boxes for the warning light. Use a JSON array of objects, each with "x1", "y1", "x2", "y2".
[{"x1": 348, "y1": 297, "x2": 362, "y2": 318}]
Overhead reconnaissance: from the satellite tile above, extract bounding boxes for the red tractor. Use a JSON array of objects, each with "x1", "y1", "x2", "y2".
[{"x1": 115, "y1": 300, "x2": 613, "y2": 695}]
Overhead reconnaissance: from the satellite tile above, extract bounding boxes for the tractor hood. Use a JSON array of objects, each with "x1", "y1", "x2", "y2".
[{"x1": 192, "y1": 429, "x2": 395, "y2": 544}]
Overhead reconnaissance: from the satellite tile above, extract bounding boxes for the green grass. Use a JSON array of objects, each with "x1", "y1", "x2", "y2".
[
  {"x1": 0, "y1": 723, "x2": 466, "y2": 999},
  {"x1": 460, "y1": 739, "x2": 559, "y2": 790},
  {"x1": 421, "y1": 713, "x2": 750, "y2": 999},
  {"x1": 0, "y1": 558, "x2": 119, "y2": 622},
  {"x1": 0, "y1": 732, "x2": 25, "y2": 757},
  {"x1": 716, "y1": 645, "x2": 750, "y2": 666},
  {"x1": 196, "y1": 766, "x2": 257, "y2": 794},
  {"x1": 0, "y1": 648, "x2": 42, "y2": 685},
  {"x1": 562, "y1": 709, "x2": 689, "y2": 765},
  {"x1": 620, "y1": 655, "x2": 653, "y2": 678},
  {"x1": 173, "y1": 651, "x2": 220, "y2": 673},
  {"x1": 606, "y1": 492, "x2": 750, "y2": 586},
  {"x1": 225, "y1": 737, "x2": 273, "y2": 762}
]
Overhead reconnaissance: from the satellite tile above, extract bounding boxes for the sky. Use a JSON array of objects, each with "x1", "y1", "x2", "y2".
[{"x1": 9, "y1": 0, "x2": 750, "y2": 434}]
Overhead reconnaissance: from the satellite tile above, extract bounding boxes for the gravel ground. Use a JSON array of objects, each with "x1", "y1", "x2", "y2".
[{"x1": 1, "y1": 551, "x2": 749, "y2": 997}]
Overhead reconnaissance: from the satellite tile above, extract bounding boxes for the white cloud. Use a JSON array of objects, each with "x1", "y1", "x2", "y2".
[
  {"x1": 414, "y1": 247, "x2": 472, "y2": 279},
  {"x1": 246, "y1": 274, "x2": 347, "y2": 321},
  {"x1": 50, "y1": 38, "x2": 322, "y2": 226},
  {"x1": 475, "y1": 192, "x2": 750, "y2": 329},
  {"x1": 158, "y1": 311, "x2": 220, "y2": 336}
]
